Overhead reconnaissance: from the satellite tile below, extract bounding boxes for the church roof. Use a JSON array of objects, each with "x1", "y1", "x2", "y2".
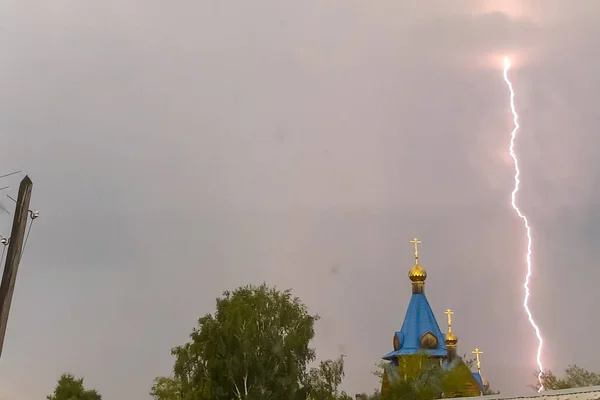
[
  {"x1": 471, "y1": 372, "x2": 484, "y2": 391},
  {"x1": 449, "y1": 385, "x2": 600, "y2": 400},
  {"x1": 382, "y1": 293, "x2": 447, "y2": 359}
]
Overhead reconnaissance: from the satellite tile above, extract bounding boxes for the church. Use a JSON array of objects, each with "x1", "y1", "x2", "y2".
[{"x1": 380, "y1": 238, "x2": 490, "y2": 398}]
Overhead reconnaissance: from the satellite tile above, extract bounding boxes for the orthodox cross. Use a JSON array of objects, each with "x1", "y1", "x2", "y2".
[
  {"x1": 472, "y1": 348, "x2": 483, "y2": 371},
  {"x1": 444, "y1": 309, "x2": 454, "y2": 332},
  {"x1": 410, "y1": 237, "x2": 421, "y2": 261}
]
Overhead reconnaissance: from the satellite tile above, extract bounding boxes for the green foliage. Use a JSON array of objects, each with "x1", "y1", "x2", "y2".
[
  {"x1": 371, "y1": 361, "x2": 387, "y2": 380},
  {"x1": 305, "y1": 355, "x2": 353, "y2": 400},
  {"x1": 381, "y1": 354, "x2": 445, "y2": 400},
  {"x1": 375, "y1": 353, "x2": 485, "y2": 400},
  {"x1": 441, "y1": 362, "x2": 479, "y2": 398},
  {"x1": 356, "y1": 390, "x2": 381, "y2": 400},
  {"x1": 46, "y1": 374, "x2": 102, "y2": 400},
  {"x1": 152, "y1": 283, "x2": 342, "y2": 400},
  {"x1": 461, "y1": 354, "x2": 475, "y2": 371},
  {"x1": 458, "y1": 355, "x2": 499, "y2": 395},
  {"x1": 150, "y1": 376, "x2": 183, "y2": 400},
  {"x1": 532, "y1": 365, "x2": 600, "y2": 391},
  {"x1": 354, "y1": 392, "x2": 381, "y2": 400}
]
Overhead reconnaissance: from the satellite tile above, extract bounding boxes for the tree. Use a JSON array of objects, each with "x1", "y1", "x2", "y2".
[
  {"x1": 374, "y1": 353, "x2": 490, "y2": 400},
  {"x1": 150, "y1": 376, "x2": 183, "y2": 400},
  {"x1": 153, "y1": 283, "x2": 351, "y2": 400},
  {"x1": 47, "y1": 374, "x2": 102, "y2": 400},
  {"x1": 377, "y1": 354, "x2": 445, "y2": 400},
  {"x1": 532, "y1": 365, "x2": 600, "y2": 391},
  {"x1": 305, "y1": 355, "x2": 353, "y2": 400},
  {"x1": 355, "y1": 391, "x2": 381, "y2": 400},
  {"x1": 461, "y1": 354, "x2": 475, "y2": 370}
]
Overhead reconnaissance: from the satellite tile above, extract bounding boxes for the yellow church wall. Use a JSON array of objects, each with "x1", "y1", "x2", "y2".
[
  {"x1": 379, "y1": 359, "x2": 481, "y2": 399},
  {"x1": 442, "y1": 361, "x2": 481, "y2": 398}
]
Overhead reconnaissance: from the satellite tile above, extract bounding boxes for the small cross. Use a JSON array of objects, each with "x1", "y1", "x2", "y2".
[
  {"x1": 410, "y1": 237, "x2": 421, "y2": 260},
  {"x1": 444, "y1": 309, "x2": 454, "y2": 330},
  {"x1": 472, "y1": 348, "x2": 483, "y2": 370}
]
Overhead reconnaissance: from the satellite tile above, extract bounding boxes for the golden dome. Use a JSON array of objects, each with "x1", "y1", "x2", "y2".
[
  {"x1": 445, "y1": 331, "x2": 458, "y2": 346},
  {"x1": 408, "y1": 262, "x2": 427, "y2": 283}
]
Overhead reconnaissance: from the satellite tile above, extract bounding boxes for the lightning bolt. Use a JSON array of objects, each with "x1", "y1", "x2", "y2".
[{"x1": 503, "y1": 56, "x2": 545, "y2": 392}]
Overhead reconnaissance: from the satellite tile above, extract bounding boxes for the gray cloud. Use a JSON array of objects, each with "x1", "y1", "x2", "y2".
[{"x1": 1, "y1": 1, "x2": 599, "y2": 398}]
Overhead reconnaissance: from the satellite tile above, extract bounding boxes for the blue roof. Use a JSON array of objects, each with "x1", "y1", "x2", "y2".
[
  {"x1": 383, "y1": 293, "x2": 447, "y2": 359},
  {"x1": 471, "y1": 372, "x2": 484, "y2": 391}
]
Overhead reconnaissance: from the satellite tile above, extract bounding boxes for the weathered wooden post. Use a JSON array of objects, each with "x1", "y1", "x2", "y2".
[{"x1": 0, "y1": 176, "x2": 33, "y2": 358}]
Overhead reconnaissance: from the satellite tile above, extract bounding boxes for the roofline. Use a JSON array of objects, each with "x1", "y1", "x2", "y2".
[{"x1": 445, "y1": 385, "x2": 600, "y2": 400}]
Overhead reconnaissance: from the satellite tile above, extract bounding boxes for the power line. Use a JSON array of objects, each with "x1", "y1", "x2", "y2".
[
  {"x1": 0, "y1": 243, "x2": 5, "y2": 269},
  {"x1": 0, "y1": 171, "x2": 21, "y2": 180},
  {"x1": 16, "y1": 214, "x2": 37, "y2": 266},
  {"x1": 22, "y1": 221, "x2": 33, "y2": 255}
]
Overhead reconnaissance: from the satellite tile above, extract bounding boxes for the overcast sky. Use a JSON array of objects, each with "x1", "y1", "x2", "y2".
[{"x1": 2, "y1": 1, "x2": 600, "y2": 399}]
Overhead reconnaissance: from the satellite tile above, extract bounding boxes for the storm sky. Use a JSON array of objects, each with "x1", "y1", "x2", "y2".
[{"x1": 2, "y1": 1, "x2": 600, "y2": 399}]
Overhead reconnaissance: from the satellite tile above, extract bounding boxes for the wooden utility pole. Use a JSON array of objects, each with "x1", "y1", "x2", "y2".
[{"x1": 0, "y1": 176, "x2": 33, "y2": 359}]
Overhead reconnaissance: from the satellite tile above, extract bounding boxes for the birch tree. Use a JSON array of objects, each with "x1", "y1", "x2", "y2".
[
  {"x1": 154, "y1": 284, "x2": 319, "y2": 400},
  {"x1": 532, "y1": 365, "x2": 600, "y2": 392}
]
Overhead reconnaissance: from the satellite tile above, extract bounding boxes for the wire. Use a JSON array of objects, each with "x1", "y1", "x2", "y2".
[
  {"x1": 14, "y1": 218, "x2": 36, "y2": 266},
  {"x1": 0, "y1": 216, "x2": 38, "y2": 269},
  {"x1": 0, "y1": 171, "x2": 21, "y2": 180},
  {"x1": 21, "y1": 219, "x2": 34, "y2": 256}
]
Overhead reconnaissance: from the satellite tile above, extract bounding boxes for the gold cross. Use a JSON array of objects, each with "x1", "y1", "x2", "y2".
[
  {"x1": 472, "y1": 348, "x2": 483, "y2": 370},
  {"x1": 410, "y1": 237, "x2": 421, "y2": 260},
  {"x1": 444, "y1": 309, "x2": 454, "y2": 331}
]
